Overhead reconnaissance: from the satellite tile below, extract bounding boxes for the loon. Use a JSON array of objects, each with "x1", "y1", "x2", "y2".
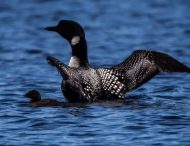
[
  {"x1": 45, "y1": 20, "x2": 190, "y2": 103},
  {"x1": 25, "y1": 90, "x2": 62, "y2": 107},
  {"x1": 24, "y1": 89, "x2": 92, "y2": 107}
]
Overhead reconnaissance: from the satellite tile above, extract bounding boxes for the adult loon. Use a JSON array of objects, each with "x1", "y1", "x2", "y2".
[
  {"x1": 25, "y1": 90, "x2": 62, "y2": 107},
  {"x1": 45, "y1": 20, "x2": 190, "y2": 103}
]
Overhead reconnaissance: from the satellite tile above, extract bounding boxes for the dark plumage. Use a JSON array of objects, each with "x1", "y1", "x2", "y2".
[
  {"x1": 45, "y1": 20, "x2": 190, "y2": 103},
  {"x1": 45, "y1": 20, "x2": 88, "y2": 68},
  {"x1": 24, "y1": 90, "x2": 62, "y2": 107}
]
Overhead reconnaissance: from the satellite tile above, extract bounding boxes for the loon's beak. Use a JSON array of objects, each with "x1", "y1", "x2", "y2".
[
  {"x1": 44, "y1": 26, "x2": 58, "y2": 32},
  {"x1": 47, "y1": 56, "x2": 71, "y2": 78}
]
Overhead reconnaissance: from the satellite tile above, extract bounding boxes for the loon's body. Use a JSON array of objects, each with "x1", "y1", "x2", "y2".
[{"x1": 45, "y1": 20, "x2": 190, "y2": 103}]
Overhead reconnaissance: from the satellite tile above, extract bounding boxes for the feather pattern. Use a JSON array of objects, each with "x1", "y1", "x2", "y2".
[
  {"x1": 112, "y1": 50, "x2": 190, "y2": 91},
  {"x1": 45, "y1": 20, "x2": 190, "y2": 103}
]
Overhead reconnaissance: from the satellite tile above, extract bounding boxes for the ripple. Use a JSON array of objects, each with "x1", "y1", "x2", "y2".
[
  {"x1": 0, "y1": 0, "x2": 190, "y2": 146},
  {"x1": 25, "y1": 48, "x2": 43, "y2": 54}
]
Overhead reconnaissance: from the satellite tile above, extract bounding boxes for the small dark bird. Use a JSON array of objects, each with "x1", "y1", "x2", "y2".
[
  {"x1": 45, "y1": 20, "x2": 190, "y2": 103},
  {"x1": 25, "y1": 90, "x2": 62, "y2": 107}
]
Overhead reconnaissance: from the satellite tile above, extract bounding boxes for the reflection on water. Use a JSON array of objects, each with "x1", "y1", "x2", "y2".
[{"x1": 0, "y1": 0, "x2": 190, "y2": 145}]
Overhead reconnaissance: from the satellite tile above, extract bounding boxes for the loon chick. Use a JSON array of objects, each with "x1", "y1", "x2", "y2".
[
  {"x1": 45, "y1": 20, "x2": 190, "y2": 103},
  {"x1": 25, "y1": 90, "x2": 62, "y2": 107}
]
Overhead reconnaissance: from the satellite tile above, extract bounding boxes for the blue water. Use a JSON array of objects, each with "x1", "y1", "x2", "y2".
[{"x1": 0, "y1": 0, "x2": 190, "y2": 145}]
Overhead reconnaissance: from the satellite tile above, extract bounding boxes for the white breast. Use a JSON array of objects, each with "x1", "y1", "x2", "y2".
[{"x1": 68, "y1": 56, "x2": 80, "y2": 68}]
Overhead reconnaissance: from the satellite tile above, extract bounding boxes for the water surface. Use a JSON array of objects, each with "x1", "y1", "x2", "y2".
[{"x1": 0, "y1": 0, "x2": 190, "y2": 145}]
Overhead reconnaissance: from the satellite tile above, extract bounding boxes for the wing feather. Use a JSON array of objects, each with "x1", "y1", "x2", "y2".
[{"x1": 112, "y1": 50, "x2": 190, "y2": 91}]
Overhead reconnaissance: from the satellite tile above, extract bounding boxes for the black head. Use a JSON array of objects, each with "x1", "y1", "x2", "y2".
[
  {"x1": 25, "y1": 90, "x2": 41, "y2": 102},
  {"x1": 45, "y1": 20, "x2": 85, "y2": 41}
]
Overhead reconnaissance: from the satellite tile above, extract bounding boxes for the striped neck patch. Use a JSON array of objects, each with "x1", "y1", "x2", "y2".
[{"x1": 71, "y1": 36, "x2": 80, "y2": 46}]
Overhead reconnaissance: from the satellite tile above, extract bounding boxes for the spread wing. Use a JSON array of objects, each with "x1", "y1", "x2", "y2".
[{"x1": 112, "y1": 50, "x2": 190, "y2": 91}]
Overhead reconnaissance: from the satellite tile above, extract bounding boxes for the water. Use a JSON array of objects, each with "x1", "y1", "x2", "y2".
[{"x1": 0, "y1": 0, "x2": 190, "y2": 145}]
